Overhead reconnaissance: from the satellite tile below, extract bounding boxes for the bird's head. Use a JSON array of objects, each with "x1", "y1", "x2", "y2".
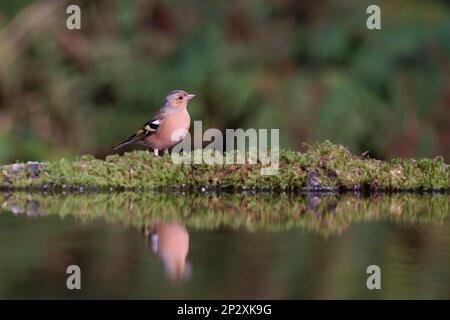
[{"x1": 164, "y1": 89, "x2": 195, "y2": 109}]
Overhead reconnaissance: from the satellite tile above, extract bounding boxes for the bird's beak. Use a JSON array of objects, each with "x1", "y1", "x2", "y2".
[{"x1": 186, "y1": 94, "x2": 196, "y2": 100}]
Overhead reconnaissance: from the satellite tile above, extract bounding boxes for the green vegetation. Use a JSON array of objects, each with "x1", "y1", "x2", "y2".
[
  {"x1": 1, "y1": 191, "x2": 448, "y2": 237},
  {"x1": 1, "y1": 141, "x2": 449, "y2": 191},
  {"x1": 1, "y1": 1, "x2": 449, "y2": 163}
]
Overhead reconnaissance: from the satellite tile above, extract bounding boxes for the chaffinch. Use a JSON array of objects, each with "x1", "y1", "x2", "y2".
[
  {"x1": 145, "y1": 223, "x2": 190, "y2": 281},
  {"x1": 112, "y1": 90, "x2": 195, "y2": 155}
]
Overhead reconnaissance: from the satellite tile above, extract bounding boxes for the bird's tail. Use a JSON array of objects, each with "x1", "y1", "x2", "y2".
[{"x1": 112, "y1": 134, "x2": 136, "y2": 150}]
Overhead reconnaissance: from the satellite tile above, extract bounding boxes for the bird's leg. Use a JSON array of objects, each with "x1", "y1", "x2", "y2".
[
  {"x1": 154, "y1": 149, "x2": 159, "y2": 156},
  {"x1": 164, "y1": 149, "x2": 169, "y2": 156}
]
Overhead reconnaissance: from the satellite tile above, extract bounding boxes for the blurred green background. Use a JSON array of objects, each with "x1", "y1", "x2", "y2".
[{"x1": 0, "y1": 0, "x2": 449, "y2": 163}]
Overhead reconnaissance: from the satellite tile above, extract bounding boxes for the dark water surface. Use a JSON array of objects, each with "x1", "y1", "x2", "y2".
[{"x1": 0, "y1": 192, "x2": 449, "y2": 299}]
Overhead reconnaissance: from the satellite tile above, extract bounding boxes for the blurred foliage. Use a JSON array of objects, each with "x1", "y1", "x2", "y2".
[{"x1": 0, "y1": 0, "x2": 449, "y2": 163}]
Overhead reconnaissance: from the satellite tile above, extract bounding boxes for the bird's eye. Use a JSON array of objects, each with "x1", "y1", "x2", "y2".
[{"x1": 178, "y1": 96, "x2": 183, "y2": 100}]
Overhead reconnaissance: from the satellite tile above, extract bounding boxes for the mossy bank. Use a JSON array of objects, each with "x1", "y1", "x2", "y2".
[{"x1": 1, "y1": 141, "x2": 449, "y2": 192}]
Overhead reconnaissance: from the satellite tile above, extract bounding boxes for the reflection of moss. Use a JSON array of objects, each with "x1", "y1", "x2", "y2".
[
  {"x1": 1, "y1": 192, "x2": 449, "y2": 237},
  {"x1": 1, "y1": 141, "x2": 449, "y2": 191}
]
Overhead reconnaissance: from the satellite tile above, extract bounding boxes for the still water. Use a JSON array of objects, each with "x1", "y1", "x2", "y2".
[{"x1": 0, "y1": 192, "x2": 449, "y2": 299}]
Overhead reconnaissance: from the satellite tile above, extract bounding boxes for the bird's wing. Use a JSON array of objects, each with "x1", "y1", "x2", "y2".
[
  {"x1": 132, "y1": 110, "x2": 166, "y2": 142},
  {"x1": 112, "y1": 110, "x2": 165, "y2": 150}
]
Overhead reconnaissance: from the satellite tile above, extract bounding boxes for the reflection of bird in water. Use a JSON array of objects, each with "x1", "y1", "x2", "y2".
[{"x1": 144, "y1": 223, "x2": 191, "y2": 281}]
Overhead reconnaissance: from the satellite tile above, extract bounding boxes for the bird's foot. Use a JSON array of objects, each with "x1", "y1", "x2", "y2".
[{"x1": 154, "y1": 149, "x2": 159, "y2": 156}]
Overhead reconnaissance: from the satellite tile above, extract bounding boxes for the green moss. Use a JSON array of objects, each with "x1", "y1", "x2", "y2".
[
  {"x1": 1, "y1": 192, "x2": 448, "y2": 237},
  {"x1": 1, "y1": 141, "x2": 449, "y2": 191}
]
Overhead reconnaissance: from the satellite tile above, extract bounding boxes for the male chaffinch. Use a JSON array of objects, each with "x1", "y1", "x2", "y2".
[
  {"x1": 112, "y1": 90, "x2": 195, "y2": 155},
  {"x1": 144, "y1": 223, "x2": 190, "y2": 281}
]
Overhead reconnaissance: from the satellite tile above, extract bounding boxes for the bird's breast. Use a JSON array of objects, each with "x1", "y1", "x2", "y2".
[
  {"x1": 164, "y1": 111, "x2": 190, "y2": 140},
  {"x1": 144, "y1": 111, "x2": 190, "y2": 150}
]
